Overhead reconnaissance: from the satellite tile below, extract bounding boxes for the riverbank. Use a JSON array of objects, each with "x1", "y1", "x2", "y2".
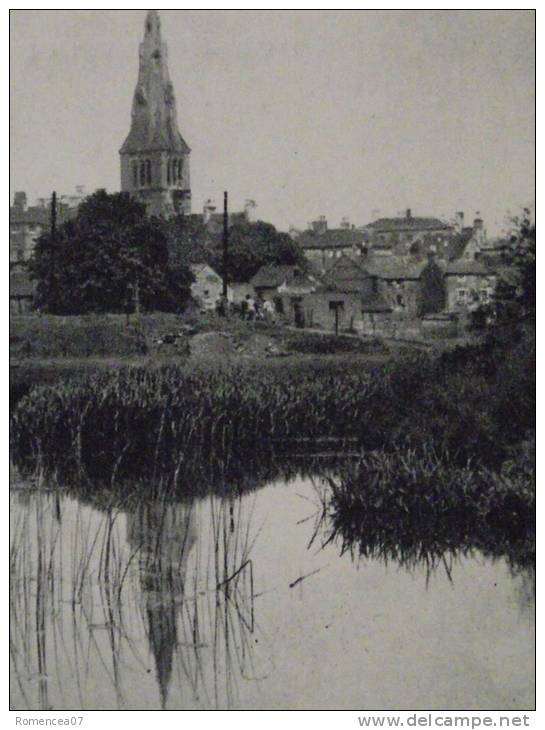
[{"x1": 10, "y1": 312, "x2": 397, "y2": 405}]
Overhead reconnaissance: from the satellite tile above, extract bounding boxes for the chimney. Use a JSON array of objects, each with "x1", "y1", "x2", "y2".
[
  {"x1": 455, "y1": 211, "x2": 464, "y2": 234},
  {"x1": 244, "y1": 199, "x2": 257, "y2": 223},
  {"x1": 13, "y1": 192, "x2": 27, "y2": 211},
  {"x1": 406, "y1": 208, "x2": 412, "y2": 220},
  {"x1": 473, "y1": 212, "x2": 485, "y2": 246},
  {"x1": 311, "y1": 215, "x2": 327, "y2": 235},
  {"x1": 203, "y1": 199, "x2": 216, "y2": 225},
  {"x1": 340, "y1": 216, "x2": 350, "y2": 229}
]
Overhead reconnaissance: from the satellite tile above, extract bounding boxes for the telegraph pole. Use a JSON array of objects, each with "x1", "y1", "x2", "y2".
[
  {"x1": 222, "y1": 191, "x2": 229, "y2": 298},
  {"x1": 51, "y1": 191, "x2": 57, "y2": 242}
]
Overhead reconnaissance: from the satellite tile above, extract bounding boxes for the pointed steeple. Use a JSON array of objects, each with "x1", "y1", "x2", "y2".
[
  {"x1": 120, "y1": 10, "x2": 191, "y2": 217},
  {"x1": 120, "y1": 10, "x2": 189, "y2": 155}
]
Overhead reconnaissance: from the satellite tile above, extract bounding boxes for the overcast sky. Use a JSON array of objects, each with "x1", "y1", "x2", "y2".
[{"x1": 10, "y1": 9, "x2": 535, "y2": 235}]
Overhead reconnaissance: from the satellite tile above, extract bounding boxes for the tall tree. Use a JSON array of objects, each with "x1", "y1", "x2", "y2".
[
  {"x1": 165, "y1": 215, "x2": 307, "y2": 283},
  {"x1": 30, "y1": 190, "x2": 194, "y2": 314}
]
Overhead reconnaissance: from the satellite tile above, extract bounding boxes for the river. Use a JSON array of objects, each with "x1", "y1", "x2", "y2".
[{"x1": 10, "y1": 470, "x2": 535, "y2": 711}]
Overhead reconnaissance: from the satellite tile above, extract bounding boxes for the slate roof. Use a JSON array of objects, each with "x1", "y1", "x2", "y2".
[
  {"x1": 296, "y1": 228, "x2": 366, "y2": 250},
  {"x1": 447, "y1": 227, "x2": 475, "y2": 260},
  {"x1": 444, "y1": 260, "x2": 495, "y2": 277},
  {"x1": 365, "y1": 258, "x2": 426, "y2": 280},
  {"x1": 367, "y1": 216, "x2": 452, "y2": 233},
  {"x1": 322, "y1": 255, "x2": 372, "y2": 292},
  {"x1": 250, "y1": 265, "x2": 299, "y2": 288}
]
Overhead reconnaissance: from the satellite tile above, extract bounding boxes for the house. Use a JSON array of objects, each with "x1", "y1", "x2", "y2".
[
  {"x1": 10, "y1": 190, "x2": 81, "y2": 263},
  {"x1": 10, "y1": 264, "x2": 36, "y2": 314},
  {"x1": 365, "y1": 257, "x2": 426, "y2": 317},
  {"x1": 304, "y1": 255, "x2": 377, "y2": 333},
  {"x1": 250, "y1": 265, "x2": 319, "y2": 322},
  {"x1": 365, "y1": 209, "x2": 454, "y2": 259},
  {"x1": 250, "y1": 265, "x2": 302, "y2": 300},
  {"x1": 443, "y1": 260, "x2": 496, "y2": 313},
  {"x1": 189, "y1": 263, "x2": 225, "y2": 310},
  {"x1": 295, "y1": 217, "x2": 367, "y2": 272}
]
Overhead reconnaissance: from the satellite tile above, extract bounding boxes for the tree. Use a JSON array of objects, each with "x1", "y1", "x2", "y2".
[
  {"x1": 30, "y1": 190, "x2": 194, "y2": 314},
  {"x1": 471, "y1": 209, "x2": 535, "y2": 335},
  {"x1": 165, "y1": 215, "x2": 308, "y2": 283}
]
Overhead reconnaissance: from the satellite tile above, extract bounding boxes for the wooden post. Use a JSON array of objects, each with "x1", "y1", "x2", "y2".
[
  {"x1": 222, "y1": 191, "x2": 229, "y2": 298},
  {"x1": 51, "y1": 191, "x2": 57, "y2": 242}
]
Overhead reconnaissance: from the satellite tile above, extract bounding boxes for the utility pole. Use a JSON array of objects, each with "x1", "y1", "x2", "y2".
[
  {"x1": 222, "y1": 191, "x2": 229, "y2": 298},
  {"x1": 51, "y1": 191, "x2": 57, "y2": 242}
]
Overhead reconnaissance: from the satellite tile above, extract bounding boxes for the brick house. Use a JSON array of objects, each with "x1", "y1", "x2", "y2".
[
  {"x1": 443, "y1": 260, "x2": 496, "y2": 313},
  {"x1": 294, "y1": 217, "x2": 367, "y2": 273},
  {"x1": 10, "y1": 191, "x2": 79, "y2": 263},
  {"x1": 365, "y1": 209, "x2": 454, "y2": 259}
]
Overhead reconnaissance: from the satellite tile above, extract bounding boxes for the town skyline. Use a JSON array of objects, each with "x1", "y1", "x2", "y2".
[{"x1": 10, "y1": 9, "x2": 535, "y2": 235}]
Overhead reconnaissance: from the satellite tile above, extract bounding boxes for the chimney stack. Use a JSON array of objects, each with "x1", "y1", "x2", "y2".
[
  {"x1": 14, "y1": 192, "x2": 27, "y2": 212},
  {"x1": 244, "y1": 199, "x2": 257, "y2": 223},
  {"x1": 340, "y1": 216, "x2": 350, "y2": 229},
  {"x1": 311, "y1": 215, "x2": 328, "y2": 234},
  {"x1": 455, "y1": 211, "x2": 464, "y2": 234},
  {"x1": 203, "y1": 199, "x2": 216, "y2": 225},
  {"x1": 406, "y1": 208, "x2": 412, "y2": 220}
]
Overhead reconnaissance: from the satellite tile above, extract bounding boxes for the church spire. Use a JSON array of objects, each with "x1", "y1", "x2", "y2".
[{"x1": 119, "y1": 10, "x2": 191, "y2": 217}]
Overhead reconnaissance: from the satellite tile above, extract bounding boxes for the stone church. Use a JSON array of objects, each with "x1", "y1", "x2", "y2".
[{"x1": 120, "y1": 10, "x2": 191, "y2": 217}]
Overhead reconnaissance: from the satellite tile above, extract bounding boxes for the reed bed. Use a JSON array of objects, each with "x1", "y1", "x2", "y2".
[
  {"x1": 11, "y1": 340, "x2": 534, "y2": 492},
  {"x1": 324, "y1": 444, "x2": 535, "y2": 573}
]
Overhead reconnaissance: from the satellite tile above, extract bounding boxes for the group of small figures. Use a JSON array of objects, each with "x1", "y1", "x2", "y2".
[{"x1": 215, "y1": 294, "x2": 276, "y2": 323}]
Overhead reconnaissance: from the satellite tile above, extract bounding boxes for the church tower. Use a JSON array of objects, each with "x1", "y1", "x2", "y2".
[{"x1": 120, "y1": 10, "x2": 191, "y2": 217}]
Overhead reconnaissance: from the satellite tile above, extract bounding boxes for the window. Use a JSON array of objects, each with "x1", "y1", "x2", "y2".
[
  {"x1": 167, "y1": 160, "x2": 171, "y2": 185},
  {"x1": 146, "y1": 160, "x2": 152, "y2": 185},
  {"x1": 480, "y1": 289, "x2": 490, "y2": 303},
  {"x1": 274, "y1": 297, "x2": 284, "y2": 314},
  {"x1": 203, "y1": 289, "x2": 210, "y2": 297},
  {"x1": 456, "y1": 288, "x2": 467, "y2": 305},
  {"x1": 139, "y1": 161, "x2": 146, "y2": 186},
  {"x1": 329, "y1": 301, "x2": 345, "y2": 311},
  {"x1": 132, "y1": 161, "x2": 138, "y2": 187},
  {"x1": 178, "y1": 159, "x2": 183, "y2": 181}
]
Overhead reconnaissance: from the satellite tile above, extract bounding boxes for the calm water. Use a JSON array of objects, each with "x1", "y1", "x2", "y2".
[{"x1": 10, "y1": 472, "x2": 535, "y2": 711}]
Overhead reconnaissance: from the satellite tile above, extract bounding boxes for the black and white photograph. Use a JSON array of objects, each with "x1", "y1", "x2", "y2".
[{"x1": 9, "y1": 8, "x2": 535, "y2": 716}]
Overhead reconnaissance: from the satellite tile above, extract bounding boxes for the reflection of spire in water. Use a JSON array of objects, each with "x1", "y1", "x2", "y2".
[{"x1": 126, "y1": 500, "x2": 197, "y2": 709}]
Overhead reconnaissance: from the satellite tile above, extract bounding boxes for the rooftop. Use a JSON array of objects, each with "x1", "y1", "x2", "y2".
[
  {"x1": 367, "y1": 216, "x2": 452, "y2": 233},
  {"x1": 444, "y1": 260, "x2": 495, "y2": 277},
  {"x1": 296, "y1": 228, "x2": 365, "y2": 250}
]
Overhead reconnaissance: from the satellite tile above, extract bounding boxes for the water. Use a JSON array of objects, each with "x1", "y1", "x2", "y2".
[{"x1": 10, "y1": 472, "x2": 535, "y2": 711}]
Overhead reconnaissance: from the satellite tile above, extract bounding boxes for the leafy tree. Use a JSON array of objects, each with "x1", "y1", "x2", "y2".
[
  {"x1": 165, "y1": 215, "x2": 307, "y2": 284},
  {"x1": 30, "y1": 190, "x2": 193, "y2": 314},
  {"x1": 471, "y1": 209, "x2": 535, "y2": 335}
]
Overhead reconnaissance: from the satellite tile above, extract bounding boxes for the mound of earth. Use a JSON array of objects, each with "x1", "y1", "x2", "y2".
[
  {"x1": 189, "y1": 331, "x2": 238, "y2": 360},
  {"x1": 189, "y1": 331, "x2": 288, "y2": 360}
]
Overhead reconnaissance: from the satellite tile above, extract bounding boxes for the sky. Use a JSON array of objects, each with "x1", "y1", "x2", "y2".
[{"x1": 10, "y1": 9, "x2": 535, "y2": 235}]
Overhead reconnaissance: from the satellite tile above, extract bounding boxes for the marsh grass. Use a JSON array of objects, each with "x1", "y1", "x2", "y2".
[{"x1": 323, "y1": 444, "x2": 535, "y2": 574}]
